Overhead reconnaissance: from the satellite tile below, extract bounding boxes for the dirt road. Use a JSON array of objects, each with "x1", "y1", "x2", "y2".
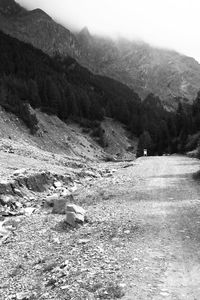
[{"x1": 108, "y1": 155, "x2": 200, "y2": 300}]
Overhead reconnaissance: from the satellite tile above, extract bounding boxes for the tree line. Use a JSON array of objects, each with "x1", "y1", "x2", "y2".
[{"x1": 0, "y1": 30, "x2": 199, "y2": 157}]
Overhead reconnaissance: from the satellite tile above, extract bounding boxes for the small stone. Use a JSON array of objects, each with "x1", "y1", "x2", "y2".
[
  {"x1": 15, "y1": 202, "x2": 23, "y2": 209},
  {"x1": 60, "y1": 285, "x2": 69, "y2": 290},
  {"x1": 160, "y1": 291, "x2": 170, "y2": 297},
  {"x1": 24, "y1": 207, "x2": 35, "y2": 216},
  {"x1": 15, "y1": 292, "x2": 33, "y2": 300},
  {"x1": 52, "y1": 236, "x2": 61, "y2": 244},
  {"x1": 70, "y1": 186, "x2": 77, "y2": 193},
  {"x1": 13, "y1": 169, "x2": 27, "y2": 176},
  {"x1": 60, "y1": 260, "x2": 69, "y2": 269},
  {"x1": 41, "y1": 293, "x2": 49, "y2": 299},
  {"x1": 133, "y1": 258, "x2": 139, "y2": 262},
  {"x1": 14, "y1": 188, "x2": 23, "y2": 197},
  {"x1": 119, "y1": 283, "x2": 126, "y2": 289},
  {"x1": 54, "y1": 181, "x2": 62, "y2": 188},
  {"x1": 60, "y1": 189, "x2": 71, "y2": 197},
  {"x1": 77, "y1": 238, "x2": 90, "y2": 244}
]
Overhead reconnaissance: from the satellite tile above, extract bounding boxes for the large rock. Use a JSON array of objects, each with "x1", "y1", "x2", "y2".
[
  {"x1": 65, "y1": 204, "x2": 86, "y2": 227},
  {"x1": 65, "y1": 212, "x2": 85, "y2": 227},
  {"x1": 44, "y1": 194, "x2": 59, "y2": 208},
  {"x1": 52, "y1": 195, "x2": 73, "y2": 214},
  {"x1": 66, "y1": 204, "x2": 86, "y2": 215}
]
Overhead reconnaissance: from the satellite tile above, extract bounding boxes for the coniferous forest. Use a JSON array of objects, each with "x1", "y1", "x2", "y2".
[{"x1": 0, "y1": 30, "x2": 199, "y2": 157}]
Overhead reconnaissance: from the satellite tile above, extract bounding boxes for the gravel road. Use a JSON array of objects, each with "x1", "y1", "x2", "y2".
[{"x1": 109, "y1": 155, "x2": 200, "y2": 300}]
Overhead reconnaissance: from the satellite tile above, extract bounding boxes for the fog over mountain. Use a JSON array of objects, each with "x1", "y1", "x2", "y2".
[
  {"x1": 17, "y1": 0, "x2": 200, "y2": 63},
  {"x1": 1, "y1": 0, "x2": 200, "y2": 108}
]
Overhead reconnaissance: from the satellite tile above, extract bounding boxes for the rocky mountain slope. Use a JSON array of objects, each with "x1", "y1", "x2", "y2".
[
  {"x1": 77, "y1": 31, "x2": 200, "y2": 107},
  {"x1": 0, "y1": 0, "x2": 82, "y2": 59},
  {"x1": 1, "y1": 0, "x2": 200, "y2": 107},
  {"x1": 0, "y1": 105, "x2": 136, "y2": 162}
]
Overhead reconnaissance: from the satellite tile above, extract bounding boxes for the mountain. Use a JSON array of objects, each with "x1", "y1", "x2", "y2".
[
  {"x1": 77, "y1": 34, "x2": 200, "y2": 108},
  {"x1": 0, "y1": 0, "x2": 26, "y2": 16},
  {"x1": 1, "y1": 0, "x2": 200, "y2": 108},
  {"x1": 0, "y1": 0, "x2": 82, "y2": 59},
  {"x1": 0, "y1": 26, "x2": 198, "y2": 156},
  {"x1": 0, "y1": 29, "x2": 142, "y2": 133}
]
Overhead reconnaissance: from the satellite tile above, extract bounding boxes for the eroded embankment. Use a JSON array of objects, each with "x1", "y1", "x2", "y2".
[{"x1": 0, "y1": 171, "x2": 74, "y2": 195}]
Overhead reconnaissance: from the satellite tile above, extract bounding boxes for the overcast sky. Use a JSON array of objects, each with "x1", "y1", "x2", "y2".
[{"x1": 17, "y1": 0, "x2": 200, "y2": 62}]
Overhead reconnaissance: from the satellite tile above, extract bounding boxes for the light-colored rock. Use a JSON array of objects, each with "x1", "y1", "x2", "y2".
[
  {"x1": 65, "y1": 204, "x2": 86, "y2": 227},
  {"x1": 0, "y1": 220, "x2": 9, "y2": 237},
  {"x1": 75, "y1": 213, "x2": 85, "y2": 223},
  {"x1": 69, "y1": 184, "x2": 77, "y2": 193},
  {"x1": 60, "y1": 285, "x2": 69, "y2": 290},
  {"x1": 15, "y1": 292, "x2": 33, "y2": 300},
  {"x1": 60, "y1": 189, "x2": 71, "y2": 197},
  {"x1": 44, "y1": 193, "x2": 59, "y2": 208},
  {"x1": 77, "y1": 238, "x2": 90, "y2": 244},
  {"x1": 65, "y1": 211, "x2": 85, "y2": 227},
  {"x1": 0, "y1": 195, "x2": 14, "y2": 206},
  {"x1": 53, "y1": 181, "x2": 62, "y2": 188},
  {"x1": 84, "y1": 170, "x2": 98, "y2": 178},
  {"x1": 52, "y1": 195, "x2": 73, "y2": 214},
  {"x1": 13, "y1": 169, "x2": 27, "y2": 176},
  {"x1": 15, "y1": 201, "x2": 23, "y2": 209},
  {"x1": 52, "y1": 236, "x2": 61, "y2": 244},
  {"x1": 66, "y1": 204, "x2": 86, "y2": 215},
  {"x1": 13, "y1": 188, "x2": 23, "y2": 197},
  {"x1": 24, "y1": 207, "x2": 35, "y2": 216}
]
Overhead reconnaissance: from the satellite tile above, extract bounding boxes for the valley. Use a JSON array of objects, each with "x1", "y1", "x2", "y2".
[
  {"x1": 0, "y1": 146, "x2": 200, "y2": 299},
  {"x1": 0, "y1": 0, "x2": 200, "y2": 299}
]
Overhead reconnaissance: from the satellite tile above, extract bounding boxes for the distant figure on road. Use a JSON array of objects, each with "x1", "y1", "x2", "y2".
[{"x1": 144, "y1": 149, "x2": 147, "y2": 156}]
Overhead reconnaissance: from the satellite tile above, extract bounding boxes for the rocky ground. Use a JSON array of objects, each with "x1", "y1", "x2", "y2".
[
  {"x1": 0, "y1": 135, "x2": 135, "y2": 300},
  {"x1": 1, "y1": 152, "x2": 200, "y2": 300}
]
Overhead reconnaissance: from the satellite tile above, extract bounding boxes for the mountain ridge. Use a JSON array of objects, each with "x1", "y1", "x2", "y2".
[{"x1": 0, "y1": 0, "x2": 200, "y2": 107}]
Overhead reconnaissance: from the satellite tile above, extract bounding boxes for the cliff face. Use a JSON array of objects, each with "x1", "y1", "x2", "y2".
[{"x1": 1, "y1": 0, "x2": 200, "y2": 107}]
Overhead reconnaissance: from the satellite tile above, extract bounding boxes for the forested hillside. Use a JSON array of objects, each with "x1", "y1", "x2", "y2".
[
  {"x1": 1, "y1": 0, "x2": 200, "y2": 108},
  {"x1": 0, "y1": 30, "x2": 199, "y2": 157}
]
